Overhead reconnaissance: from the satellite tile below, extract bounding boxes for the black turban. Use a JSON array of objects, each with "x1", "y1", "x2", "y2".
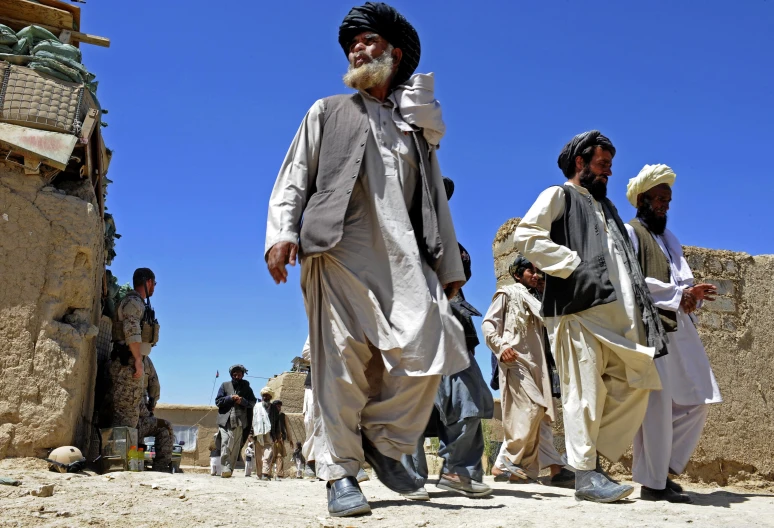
[
  {"x1": 339, "y1": 2, "x2": 421, "y2": 88},
  {"x1": 508, "y1": 255, "x2": 532, "y2": 279},
  {"x1": 443, "y1": 177, "x2": 455, "y2": 200},
  {"x1": 557, "y1": 130, "x2": 616, "y2": 178}
]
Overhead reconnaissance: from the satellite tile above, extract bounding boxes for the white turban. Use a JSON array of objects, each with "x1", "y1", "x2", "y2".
[{"x1": 626, "y1": 164, "x2": 676, "y2": 207}]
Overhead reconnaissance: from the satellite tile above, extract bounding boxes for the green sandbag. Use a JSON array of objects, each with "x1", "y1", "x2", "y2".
[
  {"x1": 16, "y1": 25, "x2": 58, "y2": 47},
  {"x1": 0, "y1": 24, "x2": 18, "y2": 45},
  {"x1": 28, "y1": 58, "x2": 83, "y2": 84},
  {"x1": 0, "y1": 45, "x2": 13, "y2": 54},
  {"x1": 12, "y1": 37, "x2": 30, "y2": 55},
  {"x1": 34, "y1": 50, "x2": 89, "y2": 77},
  {"x1": 33, "y1": 39, "x2": 82, "y2": 62}
]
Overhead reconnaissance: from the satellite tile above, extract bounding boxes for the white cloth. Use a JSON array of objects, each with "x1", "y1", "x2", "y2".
[
  {"x1": 268, "y1": 81, "x2": 468, "y2": 481},
  {"x1": 302, "y1": 387, "x2": 315, "y2": 462},
  {"x1": 252, "y1": 403, "x2": 272, "y2": 443},
  {"x1": 626, "y1": 164, "x2": 676, "y2": 207},
  {"x1": 392, "y1": 73, "x2": 445, "y2": 147},
  {"x1": 494, "y1": 419, "x2": 564, "y2": 471},
  {"x1": 625, "y1": 225, "x2": 722, "y2": 405},
  {"x1": 514, "y1": 183, "x2": 660, "y2": 470},
  {"x1": 209, "y1": 456, "x2": 221, "y2": 476}
]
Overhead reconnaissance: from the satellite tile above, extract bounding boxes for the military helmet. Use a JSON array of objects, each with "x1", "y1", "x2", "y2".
[{"x1": 46, "y1": 446, "x2": 86, "y2": 473}]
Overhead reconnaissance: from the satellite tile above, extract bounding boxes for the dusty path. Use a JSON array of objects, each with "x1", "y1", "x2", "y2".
[{"x1": 1, "y1": 459, "x2": 772, "y2": 527}]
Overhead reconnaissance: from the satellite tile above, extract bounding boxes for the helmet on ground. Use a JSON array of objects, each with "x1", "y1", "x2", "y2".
[{"x1": 46, "y1": 446, "x2": 86, "y2": 473}]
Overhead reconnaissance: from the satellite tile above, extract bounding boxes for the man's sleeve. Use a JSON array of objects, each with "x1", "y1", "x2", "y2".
[
  {"x1": 427, "y1": 149, "x2": 465, "y2": 286},
  {"x1": 242, "y1": 386, "x2": 257, "y2": 409},
  {"x1": 121, "y1": 298, "x2": 144, "y2": 344},
  {"x1": 215, "y1": 384, "x2": 231, "y2": 410},
  {"x1": 514, "y1": 186, "x2": 581, "y2": 278},
  {"x1": 481, "y1": 293, "x2": 508, "y2": 359},
  {"x1": 264, "y1": 100, "x2": 325, "y2": 259}
]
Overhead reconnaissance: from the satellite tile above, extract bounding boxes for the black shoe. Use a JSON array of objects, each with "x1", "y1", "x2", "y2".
[
  {"x1": 596, "y1": 456, "x2": 620, "y2": 484},
  {"x1": 361, "y1": 435, "x2": 420, "y2": 494},
  {"x1": 666, "y1": 477, "x2": 684, "y2": 493},
  {"x1": 641, "y1": 485, "x2": 692, "y2": 504},
  {"x1": 327, "y1": 477, "x2": 371, "y2": 517},
  {"x1": 549, "y1": 468, "x2": 576, "y2": 488}
]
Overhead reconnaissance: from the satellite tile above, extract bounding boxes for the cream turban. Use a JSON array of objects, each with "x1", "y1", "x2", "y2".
[{"x1": 626, "y1": 164, "x2": 676, "y2": 207}]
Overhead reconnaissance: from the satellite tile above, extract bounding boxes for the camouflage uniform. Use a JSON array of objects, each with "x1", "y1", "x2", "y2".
[
  {"x1": 138, "y1": 356, "x2": 173, "y2": 471},
  {"x1": 109, "y1": 293, "x2": 150, "y2": 428}
]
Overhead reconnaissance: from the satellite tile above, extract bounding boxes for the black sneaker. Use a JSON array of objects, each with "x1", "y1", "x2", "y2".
[{"x1": 641, "y1": 485, "x2": 692, "y2": 503}]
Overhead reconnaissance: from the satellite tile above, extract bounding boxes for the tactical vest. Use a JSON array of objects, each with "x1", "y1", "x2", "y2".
[{"x1": 112, "y1": 291, "x2": 161, "y2": 346}]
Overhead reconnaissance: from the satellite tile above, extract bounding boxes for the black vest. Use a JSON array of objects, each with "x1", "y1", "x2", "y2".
[{"x1": 542, "y1": 185, "x2": 627, "y2": 317}]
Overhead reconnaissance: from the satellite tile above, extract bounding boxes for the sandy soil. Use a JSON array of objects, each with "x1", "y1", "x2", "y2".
[{"x1": 1, "y1": 459, "x2": 773, "y2": 528}]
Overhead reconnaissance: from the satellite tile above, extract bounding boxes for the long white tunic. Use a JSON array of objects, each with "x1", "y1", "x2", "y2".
[
  {"x1": 514, "y1": 182, "x2": 661, "y2": 389},
  {"x1": 625, "y1": 225, "x2": 722, "y2": 405},
  {"x1": 265, "y1": 76, "x2": 469, "y2": 377}
]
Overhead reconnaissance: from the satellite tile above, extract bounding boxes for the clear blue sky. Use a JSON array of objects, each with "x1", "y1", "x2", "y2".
[{"x1": 83, "y1": 1, "x2": 774, "y2": 405}]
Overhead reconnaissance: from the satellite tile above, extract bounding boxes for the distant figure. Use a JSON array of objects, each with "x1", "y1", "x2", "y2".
[
  {"x1": 264, "y1": 2, "x2": 469, "y2": 517},
  {"x1": 137, "y1": 355, "x2": 173, "y2": 472},
  {"x1": 215, "y1": 364, "x2": 257, "y2": 478},
  {"x1": 244, "y1": 436, "x2": 255, "y2": 477},
  {"x1": 291, "y1": 442, "x2": 305, "y2": 479},
  {"x1": 253, "y1": 387, "x2": 274, "y2": 480},
  {"x1": 267, "y1": 400, "x2": 293, "y2": 480},
  {"x1": 625, "y1": 164, "x2": 722, "y2": 503},
  {"x1": 300, "y1": 338, "x2": 317, "y2": 478},
  {"x1": 515, "y1": 130, "x2": 668, "y2": 503}
]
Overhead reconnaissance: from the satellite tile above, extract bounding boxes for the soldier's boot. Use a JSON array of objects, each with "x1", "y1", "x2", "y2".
[{"x1": 153, "y1": 427, "x2": 173, "y2": 472}]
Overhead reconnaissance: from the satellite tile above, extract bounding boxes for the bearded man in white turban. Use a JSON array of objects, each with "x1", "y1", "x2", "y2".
[{"x1": 625, "y1": 164, "x2": 722, "y2": 503}]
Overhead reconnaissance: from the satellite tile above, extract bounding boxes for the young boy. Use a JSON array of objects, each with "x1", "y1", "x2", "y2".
[
  {"x1": 209, "y1": 432, "x2": 222, "y2": 476},
  {"x1": 291, "y1": 442, "x2": 305, "y2": 479},
  {"x1": 245, "y1": 436, "x2": 255, "y2": 477}
]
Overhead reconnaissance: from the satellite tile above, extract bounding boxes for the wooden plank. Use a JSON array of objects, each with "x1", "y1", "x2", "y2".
[
  {"x1": 0, "y1": 0, "x2": 73, "y2": 31},
  {"x1": 0, "y1": 15, "x2": 110, "y2": 48},
  {"x1": 35, "y1": 0, "x2": 80, "y2": 31},
  {"x1": 0, "y1": 122, "x2": 77, "y2": 170}
]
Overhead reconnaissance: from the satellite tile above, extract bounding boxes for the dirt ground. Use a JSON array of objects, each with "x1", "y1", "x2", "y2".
[{"x1": 1, "y1": 459, "x2": 773, "y2": 528}]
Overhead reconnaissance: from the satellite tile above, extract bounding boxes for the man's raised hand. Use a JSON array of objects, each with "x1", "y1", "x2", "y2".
[{"x1": 267, "y1": 242, "x2": 298, "y2": 284}]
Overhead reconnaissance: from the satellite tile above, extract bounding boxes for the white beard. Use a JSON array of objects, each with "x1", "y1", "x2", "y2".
[{"x1": 343, "y1": 48, "x2": 394, "y2": 90}]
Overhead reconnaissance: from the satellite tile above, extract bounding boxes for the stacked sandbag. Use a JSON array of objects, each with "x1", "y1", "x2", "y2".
[{"x1": 0, "y1": 25, "x2": 98, "y2": 94}]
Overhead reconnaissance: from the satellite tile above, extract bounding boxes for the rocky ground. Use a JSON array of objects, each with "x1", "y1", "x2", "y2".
[{"x1": 1, "y1": 458, "x2": 773, "y2": 527}]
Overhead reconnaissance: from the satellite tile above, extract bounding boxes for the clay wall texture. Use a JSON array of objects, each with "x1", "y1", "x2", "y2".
[
  {"x1": 491, "y1": 217, "x2": 774, "y2": 485},
  {"x1": 0, "y1": 164, "x2": 104, "y2": 459}
]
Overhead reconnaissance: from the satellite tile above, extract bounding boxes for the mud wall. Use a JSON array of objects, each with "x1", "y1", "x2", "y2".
[
  {"x1": 490, "y1": 218, "x2": 774, "y2": 485},
  {"x1": 0, "y1": 164, "x2": 104, "y2": 459}
]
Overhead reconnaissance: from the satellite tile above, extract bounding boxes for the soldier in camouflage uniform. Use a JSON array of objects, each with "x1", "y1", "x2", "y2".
[
  {"x1": 110, "y1": 268, "x2": 160, "y2": 427},
  {"x1": 138, "y1": 355, "x2": 174, "y2": 471}
]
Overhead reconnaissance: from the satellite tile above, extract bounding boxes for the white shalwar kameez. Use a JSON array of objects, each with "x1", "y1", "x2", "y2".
[
  {"x1": 515, "y1": 182, "x2": 661, "y2": 471},
  {"x1": 266, "y1": 77, "x2": 469, "y2": 481},
  {"x1": 626, "y1": 225, "x2": 722, "y2": 489}
]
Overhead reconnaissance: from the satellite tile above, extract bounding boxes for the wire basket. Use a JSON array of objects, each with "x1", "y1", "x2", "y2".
[{"x1": 0, "y1": 61, "x2": 96, "y2": 135}]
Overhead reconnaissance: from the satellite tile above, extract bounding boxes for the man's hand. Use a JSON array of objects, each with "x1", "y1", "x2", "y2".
[
  {"x1": 687, "y1": 283, "x2": 717, "y2": 302},
  {"x1": 267, "y1": 242, "x2": 299, "y2": 284},
  {"x1": 500, "y1": 348, "x2": 517, "y2": 363},
  {"x1": 444, "y1": 280, "x2": 465, "y2": 299},
  {"x1": 232, "y1": 395, "x2": 242, "y2": 405},
  {"x1": 680, "y1": 289, "x2": 697, "y2": 314},
  {"x1": 133, "y1": 357, "x2": 144, "y2": 379}
]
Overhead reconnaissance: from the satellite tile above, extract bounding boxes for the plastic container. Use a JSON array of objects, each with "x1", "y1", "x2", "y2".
[
  {"x1": 138, "y1": 449, "x2": 145, "y2": 472},
  {"x1": 128, "y1": 446, "x2": 138, "y2": 472}
]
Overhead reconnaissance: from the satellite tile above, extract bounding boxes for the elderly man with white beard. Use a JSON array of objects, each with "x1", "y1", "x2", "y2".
[
  {"x1": 265, "y1": 2, "x2": 469, "y2": 518},
  {"x1": 625, "y1": 165, "x2": 722, "y2": 503}
]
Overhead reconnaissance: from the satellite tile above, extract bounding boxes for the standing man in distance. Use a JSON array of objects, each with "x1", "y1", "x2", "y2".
[
  {"x1": 110, "y1": 268, "x2": 160, "y2": 428},
  {"x1": 264, "y1": 1, "x2": 469, "y2": 517},
  {"x1": 515, "y1": 131, "x2": 667, "y2": 503},
  {"x1": 625, "y1": 164, "x2": 722, "y2": 503},
  {"x1": 215, "y1": 365, "x2": 257, "y2": 478}
]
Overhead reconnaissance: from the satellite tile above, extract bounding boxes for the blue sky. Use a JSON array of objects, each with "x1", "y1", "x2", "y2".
[{"x1": 83, "y1": 1, "x2": 773, "y2": 405}]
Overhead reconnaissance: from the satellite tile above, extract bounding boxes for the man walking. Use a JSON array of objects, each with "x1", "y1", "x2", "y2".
[
  {"x1": 625, "y1": 164, "x2": 722, "y2": 503},
  {"x1": 514, "y1": 131, "x2": 667, "y2": 503},
  {"x1": 482, "y1": 256, "x2": 573, "y2": 487},
  {"x1": 265, "y1": 2, "x2": 469, "y2": 517},
  {"x1": 254, "y1": 387, "x2": 274, "y2": 481},
  {"x1": 401, "y1": 180, "x2": 494, "y2": 500},
  {"x1": 215, "y1": 365, "x2": 257, "y2": 478}
]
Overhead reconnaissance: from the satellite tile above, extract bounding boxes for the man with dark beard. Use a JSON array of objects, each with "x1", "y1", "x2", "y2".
[
  {"x1": 625, "y1": 164, "x2": 722, "y2": 503},
  {"x1": 514, "y1": 131, "x2": 668, "y2": 503},
  {"x1": 215, "y1": 365, "x2": 257, "y2": 478},
  {"x1": 264, "y1": 2, "x2": 469, "y2": 517}
]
